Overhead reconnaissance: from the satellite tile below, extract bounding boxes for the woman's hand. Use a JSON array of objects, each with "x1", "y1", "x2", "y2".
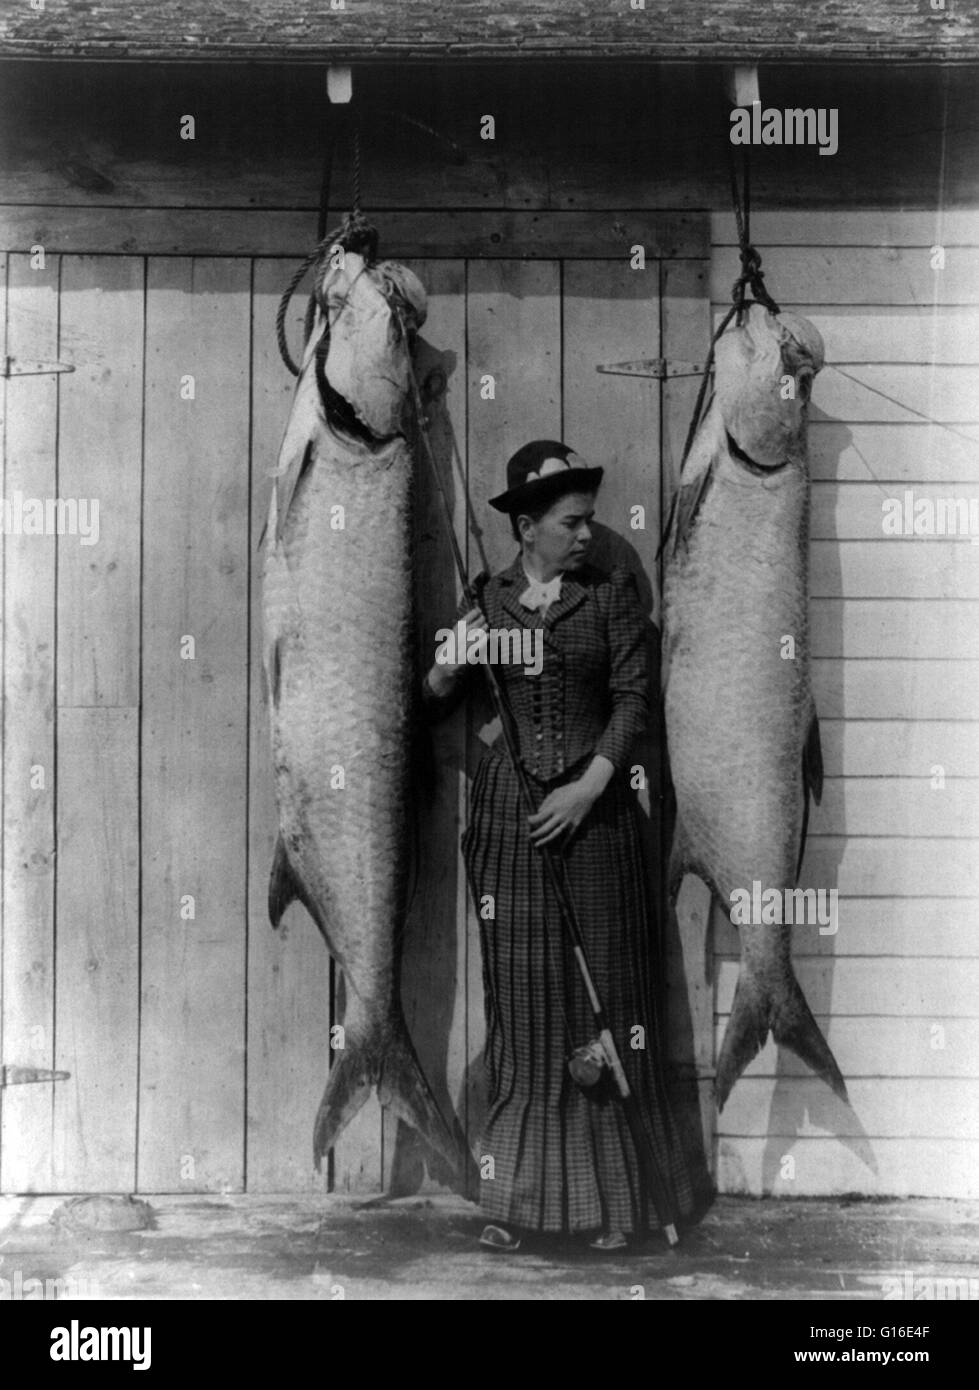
[
  {"x1": 527, "y1": 756, "x2": 616, "y2": 847},
  {"x1": 426, "y1": 607, "x2": 488, "y2": 697},
  {"x1": 527, "y1": 781, "x2": 596, "y2": 846}
]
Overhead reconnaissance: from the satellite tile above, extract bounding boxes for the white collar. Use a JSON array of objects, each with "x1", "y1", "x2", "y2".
[{"x1": 518, "y1": 561, "x2": 562, "y2": 612}]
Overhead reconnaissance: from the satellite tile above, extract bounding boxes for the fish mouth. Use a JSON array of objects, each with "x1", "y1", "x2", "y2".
[{"x1": 726, "y1": 431, "x2": 790, "y2": 476}]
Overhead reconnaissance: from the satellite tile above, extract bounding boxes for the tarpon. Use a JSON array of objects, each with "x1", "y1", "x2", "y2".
[
  {"x1": 262, "y1": 248, "x2": 468, "y2": 1181},
  {"x1": 661, "y1": 303, "x2": 848, "y2": 1109}
]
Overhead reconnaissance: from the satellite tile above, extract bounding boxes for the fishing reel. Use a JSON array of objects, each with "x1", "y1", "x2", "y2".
[{"x1": 568, "y1": 1037, "x2": 610, "y2": 1089}]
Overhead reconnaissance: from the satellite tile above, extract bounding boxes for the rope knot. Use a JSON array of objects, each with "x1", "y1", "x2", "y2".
[
  {"x1": 731, "y1": 243, "x2": 781, "y2": 317},
  {"x1": 740, "y1": 244, "x2": 763, "y2": 279}
]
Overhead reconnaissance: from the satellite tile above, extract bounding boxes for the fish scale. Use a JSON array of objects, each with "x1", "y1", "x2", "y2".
[
  {"x1": 262, "y1": 251, "x2": 469, "y2": 1186},
  {"x1": 270, "y1": 438, "x2": 412, "y2": 987},
  {"x1": 662, "y1": 304, "x2": 848, "y2": 1111}
]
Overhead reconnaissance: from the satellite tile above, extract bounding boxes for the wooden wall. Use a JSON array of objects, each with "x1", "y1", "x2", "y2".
[
  {"x1": 0, "y1": 60, "x2": 976, "y2": 1198},
  {"x1": 707, "y1": 212, "x2": 979, "y2": 1198}
]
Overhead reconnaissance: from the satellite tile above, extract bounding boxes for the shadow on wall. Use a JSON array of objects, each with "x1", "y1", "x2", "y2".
[
  {"x1": 384, "y1": 335, "x2": 471, "y2": 1197},
  {"x1": 590, "y1": 521, "x2": 715, "y2": 1208}
]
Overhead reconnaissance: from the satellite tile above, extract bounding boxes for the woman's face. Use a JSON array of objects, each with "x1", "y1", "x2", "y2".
[{"x1": 519, "y1": 491, "x2": 596, "y2": 572}]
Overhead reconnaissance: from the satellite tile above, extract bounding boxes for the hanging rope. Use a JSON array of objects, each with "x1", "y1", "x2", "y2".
[
  {"x1": 673, "y1": 146, "x2": 782, "y2": 475},
  {"x1": 275, "y1": 109, "x2": 378, "y2": 378},
  {"x1": 352, "y1": 119, "x2": 362, "y2": 214},
  {"x1": 729, "y1": 148, "x2": 780, "y2": 323},
  {"x1": 275, "y1": 101, "x2": 467, "y2": 377}
]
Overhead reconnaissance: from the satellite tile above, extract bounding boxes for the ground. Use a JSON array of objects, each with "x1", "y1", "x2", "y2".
[{"x1": 0, "y1": 1194, "x2": 976, "y2": 1301}]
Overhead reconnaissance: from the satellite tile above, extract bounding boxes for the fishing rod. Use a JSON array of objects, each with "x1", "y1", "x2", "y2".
[{"x1": 396, "y1": 311, "x2": 681, "y2": 1248}]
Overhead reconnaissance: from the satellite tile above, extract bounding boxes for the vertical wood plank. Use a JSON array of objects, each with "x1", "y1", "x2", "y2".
[
  {"x1": 659, "y1": 256, "x2": 715, "y2": 1176},
  {"x1": 0, "y1": 253, "x2": 59, "y2": 1192},
  {"x1": 466, "y1": 261, "x2": 562, "y2": 576},
  {"x1": 56, "y1": 257, "x2": 143, "y2": 708},
  {"x1": 139, "y1": 258, "x2": 250, "y2": 1194},
  {"x1": 562, "y1": 253, "x2": 677, "y2": 1116},
  {"x1": 660, "y1": 261, "x2": 710, "y2": 505},
  {"x1": 52, "y1": 255, "x2": 143, "y2": 1190},
  {"x1": 562, "y1": 259, "x2": 661, "y2": 607},
  {"x1": 464, "y1": 259, "x2": 561, "y2": 1170},
  {"x1": 246, "y1": 259, "x2": 331, "y2": 1193},
  {"x1": 382, "y1": 260, "x2": 471, "y2": 1194},
  {"x1": 54, "y1": 709, "x2": 139, "y2": 1189}
]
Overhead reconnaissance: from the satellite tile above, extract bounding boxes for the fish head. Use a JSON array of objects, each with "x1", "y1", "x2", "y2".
[
  {"x1": 714, "y1": 306, "x2": 824, "y2": 470},
  {"x1": 319, "y1": 251, "x2": 428, "y2": 438}
]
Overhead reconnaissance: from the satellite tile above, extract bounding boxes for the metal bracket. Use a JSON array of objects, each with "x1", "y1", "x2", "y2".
[
  {"x1": 596, "y1": 359, "x2": 705, "y2": 380},
  {"x1": 725, "y1": 64, "x2": 760, "y2": 108},
  {"x1": 2, "y1": 356, "x2": 76, "y2": 378},
  {"x1": 0, "y1": 1064, "x2": 71, "y2": 1087},
  {"x1": 326, "y1": 66, "x2": 353, "y2": 104}
]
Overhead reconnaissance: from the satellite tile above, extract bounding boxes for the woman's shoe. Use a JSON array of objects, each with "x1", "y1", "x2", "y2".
[
  {"x1": 589, "y1": 1229, "x2": 628, "y2": 1252},
  {"x1": 479, "y1": 1223, "x2": 523, "y2": 1252}
]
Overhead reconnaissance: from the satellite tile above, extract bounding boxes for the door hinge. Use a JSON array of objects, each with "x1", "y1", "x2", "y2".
[
  {"x1": 596, "y1": 358, "x2": 705, "y2": 379},
  {"x1": 0, "y1": 1064, "x2": 71, "y2": 1087},
  {"x1": 2, "y1": 356, "x2": 76, "y2": 378}
]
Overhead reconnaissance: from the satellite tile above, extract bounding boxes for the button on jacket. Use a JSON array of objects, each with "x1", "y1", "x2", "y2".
[{"x1": 425, "y1": 557, "x2": 650, "y2": 784}]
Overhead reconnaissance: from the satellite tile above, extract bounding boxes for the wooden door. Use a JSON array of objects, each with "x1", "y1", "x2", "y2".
[{"x1": 0, "y1": 214, "x2": 711, "y2": 1194}]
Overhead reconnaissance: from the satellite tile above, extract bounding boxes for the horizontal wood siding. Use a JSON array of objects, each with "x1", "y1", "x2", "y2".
[{"x1": 699, "y1": 209, "x2": 979, "y2": 1198}]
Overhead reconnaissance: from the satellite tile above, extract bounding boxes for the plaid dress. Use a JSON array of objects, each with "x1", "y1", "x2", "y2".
[{"x1": 427, "y1": 558, "x2": 694, "y2": 1235}]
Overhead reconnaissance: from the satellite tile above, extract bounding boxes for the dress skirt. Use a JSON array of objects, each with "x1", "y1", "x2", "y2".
[{"x1": 462, "y1": 745, "x2": 695, "y2": 1235}]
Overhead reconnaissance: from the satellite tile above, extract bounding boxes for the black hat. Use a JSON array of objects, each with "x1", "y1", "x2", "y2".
[{"x1": 488, "y1": 441, "x2": 604, "y2": 514}]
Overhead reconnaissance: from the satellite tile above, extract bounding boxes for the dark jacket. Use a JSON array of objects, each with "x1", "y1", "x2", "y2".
[{"x1": 423, "y1": 557, "x2": 650, "y2": 784}]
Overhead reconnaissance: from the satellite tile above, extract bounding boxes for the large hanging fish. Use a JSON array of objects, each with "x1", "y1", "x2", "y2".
[
  {"x1": 661, "y1": 303, "x2": 848, "y2": 1109},
  {"x1": 262, "y1": 248, "x2": 468, "y2": 1182}
]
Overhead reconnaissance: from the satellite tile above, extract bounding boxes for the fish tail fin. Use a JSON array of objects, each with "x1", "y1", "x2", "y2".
[
  {"x1": 377, "y1": 1015, "x2": 473, "y2": 1191},
  {"x1": 715, "y1": 973, "x2": 772, "y2": 1111},
  {"x1": 771, "y1": 980, "x2": 849, "y2": 1106},
  {"x1": 716, "y1": 971, "x2": 849, "y2": 1110},
  {"x1": 312, "y1": 1029, "x2": 376, "y2": 1171},
  {"x1": 312, "y1": 1010, "x2": 472, "y2": 1192}
]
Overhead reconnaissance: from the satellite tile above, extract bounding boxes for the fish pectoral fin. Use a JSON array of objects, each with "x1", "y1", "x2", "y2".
[
  {"x1": 804, "y1": 709, "x2": 824, "y2": 806},
  {"x1": 666, "y1": 455, "x2": 716, "y2": 556},
  {"x1": 265, "y1": 637, "x2": 282, "y2": 709},
  {"x1": 796, "y1": 708, "x2": 824, "y2": 881},
  {"x1": 661, "y1": 402, "x2": 721, "y2": 556},
  {"x1": 274, "y1": 441, "x2": 316, "y2": 545}
]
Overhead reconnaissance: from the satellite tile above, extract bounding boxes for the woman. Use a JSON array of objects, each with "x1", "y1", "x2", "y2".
[{"x1": 424, "y1": 440, "x2": 694, "y2": 1251}]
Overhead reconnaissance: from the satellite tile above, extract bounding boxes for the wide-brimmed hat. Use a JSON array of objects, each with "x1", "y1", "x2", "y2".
[{"x1": 488, "y1": 440, "x2": 604, "y2": 514}]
